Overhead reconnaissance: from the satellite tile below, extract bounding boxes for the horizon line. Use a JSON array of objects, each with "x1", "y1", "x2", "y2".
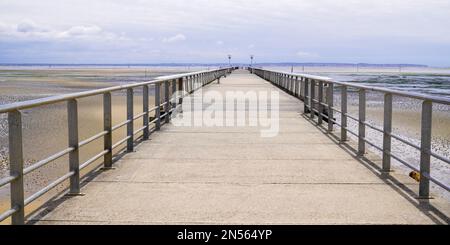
[{"x1": 0, "y1": 62, "x2": 445, "y2": 68}]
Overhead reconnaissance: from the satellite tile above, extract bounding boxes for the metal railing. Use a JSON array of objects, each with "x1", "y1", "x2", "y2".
[
  {"x1": 251, "y1": 67, "x2": 450, "y2": 199},
  {"x1": 0, "y1": 67, "x2": 233, "y2": 224}
]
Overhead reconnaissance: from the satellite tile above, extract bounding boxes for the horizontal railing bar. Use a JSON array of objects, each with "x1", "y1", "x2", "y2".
[
  {"x1": 344, "y1": 127, "x2": 359, "y2": 137},
  {"x1": 344, "y1": 113, "x2": 359, "y2": 122},
  {"x1": 389, "y1": 132, "x2": 421, "y2": 150},
  {"x1": 333, "y1": 118, "x2": 450, "y2": 179},
  {"x1": 0, "y1": 206, "x2": 18, "y2": 222},
  {"x1": 0, "y1": 68, "x2": 229, "y2": 113},
  {"x1": 112, "y1": 136, "x2": 131, "y2": 149},
  {"x1": 23, "y1": 147, "x2": 74, "y2": 175},
  {"x1": 331, "y1": 107, "x2": 342, "y2": 114},
  {"x1": 430, "y1": 151, "x2": 450, "y2": 165},
  {"x1": 78, "y1": 131, "x2": 108, "y2": 148},
  {"x1": 148, "y1": 106, "x2": 158, "y2": 113},
  {"x1": 362, "y1": 137, "x2": 384, "y2": 152},
  {"x1": 160, "y1": 112, "x2": 168, "y2": 118},
  {"x1": 149, "y1": 118, "x2": 158, "y2": 124},
  {"x1": 0, "y1": 175, "x2": 17, "y2": 188},
  {"x1": 362, "y1": 121, "x2": 384, "y2": 133},
  {"x1": 319, "y1": 112, "x2": 329, "y2": 119},
  {"x1": 24, "y1": 171, "x2": 74, "y2": 206},
  {"x1": 388, "y1": 152, "x2": 420, "y2": 173},
  {"x1": 422, "y1": 172, "x2": 450, "y2": 191},
  {"x1": 255, "y1": 68, "x2": 450, "y2": 105},
  {"x1": 112, "y1": 119, "x2": 131, "y2": 131},
  {"x1": 133, "y1": 112, "x2": 146, "y2": 121},
  {"x1": 333, "y1": 119, "x2": 341, "y2": 127},
  {"x1": 133, "y1": 126, "x2": 146, "y2": 135},
  {"x1": 80, "y1": 150, "x2": 109, "y2": 170}
]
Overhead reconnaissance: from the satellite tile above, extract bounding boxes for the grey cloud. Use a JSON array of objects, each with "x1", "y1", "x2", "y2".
[{"x1": 0, "y1": 0, "x2": 449, "y2": 65}]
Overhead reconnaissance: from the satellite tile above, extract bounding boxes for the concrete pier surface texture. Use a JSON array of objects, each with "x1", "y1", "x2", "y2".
[{"x1": 30, "y1": 69, "x2": 449, "y2": 224}]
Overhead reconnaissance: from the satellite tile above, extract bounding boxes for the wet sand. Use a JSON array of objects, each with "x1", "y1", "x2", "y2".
[
  {"x1": 0, "y1": 67, "x2": 192, "y2": 224},
  {"x1": 333, "y1": 92, "x2": 450, "y2": 200}
]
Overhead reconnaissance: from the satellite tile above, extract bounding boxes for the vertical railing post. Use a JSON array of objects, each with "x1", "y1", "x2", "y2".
[
  {"x1": 300, "y1": 77, "x2": 305, "y2": 100},
  {"x1": 194, "y1": 75, "x2": 197, "y2": 90},
  {"x1": 103, "y1": 92, "x2": 113, "y2": 168},
  {"x1": 143, "y1": 85, "x2": 149, "y2": 140},
  {"x1": 155, "y1": 83, "x2": 161, "y2": 130},
  {"x1": 291, "y1": 76, "x2": 295, "y2": 95},
  {"x1": 303, "y1": 78, "x2": 309, "y2": 113},
  {"x1": 178, "y1": 78, "x2": 184, "y2": 105},
  {"x1": 292, "y1": 76, "x2": 296, "y2": 94},
  {"x1": 183, "y1": 76, "x2": 190, "y2": 94},
  {"x1": 126, "y1": 88, "x2": 134, "y2": 152},
  {"x1": 8, "y1": 110, "x2": 25, "y2": 225},
  {"x1": 277, "y1": 74, "x2": 280, "y2": 86},
  {"x1": 341, "y1": 86, "x2": 348, "y2": 142},
  {"x1": 327, "y1": 83, "x2": 334, "y2": 132},
  {"x1": 67, "y1": 99, "x2": 80, "y2": 194},
  {"x1": 358, "y1": 89, "x2": 366, "y2": 155},
  {"x1": 279, "y1": 74, "x2": 282, "y2": 88},
  {"x1": 419, "y1": 100, "x2": 432, "y2": 198},
  {"x1": 188, "y1": 76, "x2": 192, "y2": 93},
  {"x1": 164, "y1": 81, "x2": 170, "y2": 123},
  {"x1": 310, "y1": 79, "x2": 315, "y2": 119},
  {"x1": 293, "y1": 76, "x2": 297, "y2": 96},
  {"x1": 318, "y1": 81, "x2": 323, "y2": 125},
  {"x1": 287, "y1": 75, "x2": 291, "y2": 93},
  {"x1": 288, "y1": 75, "x2": 291, "y2": 91},
  {"x1": 294, "y1": 77, "x2": 299, "y2": 97},
  {"x1": 196, "y1": 74, "x2": 198, "y2": 89},
  {"x1": 382, "y1": 93, "x2": 392, "y2": 172},
  {"x1": 286, "y1": 75, "x2": 289, "y2": 90},
  {"x1": 172, "y1": 79, "x2": 177, "y2": 111}
]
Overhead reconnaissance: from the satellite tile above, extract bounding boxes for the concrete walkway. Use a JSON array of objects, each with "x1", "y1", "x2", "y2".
[{"x1": 33, "y1": 70, "x2": 449, "y2": 224}]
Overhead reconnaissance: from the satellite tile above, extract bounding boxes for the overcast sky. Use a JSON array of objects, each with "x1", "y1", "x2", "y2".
[{"x1": 0, "y1": 0, "x2": 449, "y2": 66}]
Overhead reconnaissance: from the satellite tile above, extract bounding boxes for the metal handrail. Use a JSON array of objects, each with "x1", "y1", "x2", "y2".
[
  {"x1": 251, "y1": 67, "x2": 450, "y2": 198},
  {"x1": 0, "y1": 69, "x2": 226, "y2": 113},
  {"x1": 0, "y1": 67, "x2": 234, "y2": 224},
  {"x1": 257, "y1": 68, "x2": 450, "y2": 105}
]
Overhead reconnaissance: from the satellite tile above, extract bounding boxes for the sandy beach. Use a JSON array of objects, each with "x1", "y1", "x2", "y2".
[{"x1": 0, "y1": 67, "x2": 197, "y2": 223}]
